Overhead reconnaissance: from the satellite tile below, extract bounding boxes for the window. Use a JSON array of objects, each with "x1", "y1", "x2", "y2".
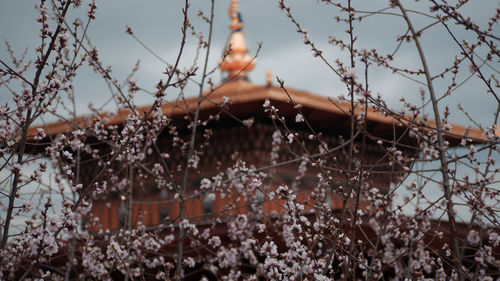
[
  {"x1": 118, "y1": 200, "x2": 127, "y2": 228},
  {"x1": 202, "y1": 193, "x2": 215, "y2": 214},
  {"x1": 250, "y1": 190, "x2": 264, "y2": 212},
  {"x1": 159, "y1": 208, "x2": 169, "y2": 222},
  {"x1": 159, "y1": 189, "x2": 168, "y2": 199}
]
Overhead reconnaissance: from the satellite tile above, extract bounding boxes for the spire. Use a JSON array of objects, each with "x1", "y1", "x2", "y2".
[{"x1": 219, "y1": 0, "x2": 255, "y2": 81}]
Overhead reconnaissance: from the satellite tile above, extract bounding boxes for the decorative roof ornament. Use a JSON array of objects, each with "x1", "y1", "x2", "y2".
[
  {"x1": 228, "y1": 0, "x2": 242, "y2": 31},
  {"x1": 219, "y1": 0, "x2": 255, "y2": 81},
  {"x1": 266, "y1": 70, "x2": 273, "y2": 87}
]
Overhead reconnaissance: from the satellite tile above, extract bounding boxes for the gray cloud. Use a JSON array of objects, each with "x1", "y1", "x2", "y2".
[{"x1": 1, "y1": 0, "x2": 499, "y2": 127}]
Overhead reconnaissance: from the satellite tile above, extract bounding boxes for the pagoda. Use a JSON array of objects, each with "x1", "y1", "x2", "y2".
[{"x1": 27, "y1": 0, "x2": 485, "y2": 232}]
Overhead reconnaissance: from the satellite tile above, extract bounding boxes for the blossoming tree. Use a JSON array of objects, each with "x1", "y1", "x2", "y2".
[{"x1": 0, "y1": 0, "x2": 499, "y2": 280}]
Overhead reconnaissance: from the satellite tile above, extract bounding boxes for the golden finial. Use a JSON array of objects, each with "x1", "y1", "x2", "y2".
[
  {"x1": 228, "y1": 0, "x2": 242, "y2": 30},
  {"x1": 219, "y1": 0, "x2": 255, "y2": 81}
]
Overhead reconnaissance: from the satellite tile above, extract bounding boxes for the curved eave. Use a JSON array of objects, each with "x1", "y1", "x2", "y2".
[{"x1": 28, "y1": 81, "x2": 488, "y2": 146}]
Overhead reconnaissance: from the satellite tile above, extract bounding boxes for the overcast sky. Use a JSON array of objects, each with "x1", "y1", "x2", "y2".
[
  {"x1": 1, "y1": 0, "x2": 499, "y2": 228},
  {"x1": 1, "y1": 0, "x2": 499, "y2": 128}
]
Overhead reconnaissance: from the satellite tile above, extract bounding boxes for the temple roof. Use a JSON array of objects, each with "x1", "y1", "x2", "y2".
[
  {"x1": 28, "y1": 80, "x2": 486, "y2": 146},
  {"x1": 26, "y1": 0, "x2": 489, "y2": 147}
]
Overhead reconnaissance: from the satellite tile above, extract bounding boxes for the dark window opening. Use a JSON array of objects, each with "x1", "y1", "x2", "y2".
[
  {"x1": 118, "y1": 201, "x2": 127, "y2": 228},
  {"x1": 159, "y1": 208, "x2": 169, "y2": 222},
  {"x1": 250, "y1": 190, "x2": 264, "y2": 212},
  {"x1": 202, "y1": 194, "x2": 215, "y2": 214}
]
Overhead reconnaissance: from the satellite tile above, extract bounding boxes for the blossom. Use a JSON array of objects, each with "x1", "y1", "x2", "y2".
[
  {"x1": 344, "y1": 68, "x2": 357, "y2": 79},
  {"x1": 183, "y1": 257, "x2": 196, "y2": 268},
  {"x1": 21, "y1": 200, "x2": 33, "y2": 213},
  {"x1": 295, "y1": 113, "x2": 304, "y2": 122},
  {"x1": 468, "y1": 230, "x2": 480, "y2": 246}
]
